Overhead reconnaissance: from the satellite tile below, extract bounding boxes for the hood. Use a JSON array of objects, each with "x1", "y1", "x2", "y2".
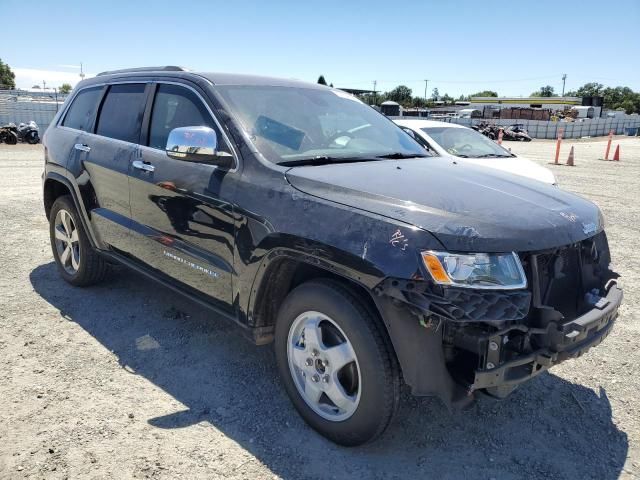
[
  {"x1": 460, "y1": 155, "x2": 557, "y2": 184},
  {"x1": 285, "y1": 158, "x2": 602, "y2": 252}
]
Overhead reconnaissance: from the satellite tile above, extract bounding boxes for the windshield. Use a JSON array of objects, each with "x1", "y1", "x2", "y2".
[
  {"x1": 215, "y1": 85, "x2": 427, "y2": 164},
  {"x1": 422, "y1": 127, "x2": 513, "y2": 158}
]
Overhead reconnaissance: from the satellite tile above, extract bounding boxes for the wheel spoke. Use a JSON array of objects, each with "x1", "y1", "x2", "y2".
[
  {"x1": 70, "y1": 228, "x2": 79, "y2": 243},
  {"x1": 323, "y1": 341, "x2": 356, "y2": 371},
  {"x1": 54, "y1": 225, "x2": 69, "y2": 243},
  {"x1": 59, "y1": 245, "x2": 71, "y2": 266},
  {"x1": 325, "y1": 373, "x2": 356, "y2": 412},
  {"x1": 290, "y1": 344, "x2": 308, "y2": 369},
  {"x1": 302, "y1": 318, "x2": 323, "y2": 348},
  {"x1": 61, "y1": 211, "x2": 73, "y2": 237},
  {"x1": 303, "y1": 377, "x2": 324, "y2": 405}
]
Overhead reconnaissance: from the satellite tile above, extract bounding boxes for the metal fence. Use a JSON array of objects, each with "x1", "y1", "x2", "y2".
[
  {"x1": 0, "y1": 89, "x2": 68, "y2": 133},
  {"x1": 416, "y1": 116, "x2": 640, "y2": 139}
]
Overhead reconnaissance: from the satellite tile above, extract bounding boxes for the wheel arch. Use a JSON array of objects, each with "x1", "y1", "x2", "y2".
[
  {"x1": 43, "y1": 173, "x2": 99, "y2": 248},
  {"x1": 248, "y1": 249, "x2": 384, "y2": 336}
]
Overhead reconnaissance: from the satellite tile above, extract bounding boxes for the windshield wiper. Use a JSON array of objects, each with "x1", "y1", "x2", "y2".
[
  {"x1": 474, "y1": 153, "x2": 513, "y2": 158},
  {"x1": 375, "y1": 152, "x2": 428, "y2": 159},
  {"x1": 277, "y1": 155, "x2": 379, "y2": 167}
]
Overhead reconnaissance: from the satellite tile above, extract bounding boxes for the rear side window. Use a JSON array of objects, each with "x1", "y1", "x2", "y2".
[
  {"x1": 96, "y1": 84, "x2": 146, "y2": 143},
  {"x1": 148, "y1": 84, "x2": 229, "y2": 153},
  {"x1": 61, "y1": 87, "x2": 102, "y2": 131}
]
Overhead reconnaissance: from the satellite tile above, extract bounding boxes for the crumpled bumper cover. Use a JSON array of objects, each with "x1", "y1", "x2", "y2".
[{"x1": 471, "y1": 283, "x2": 622, "y2": 392}]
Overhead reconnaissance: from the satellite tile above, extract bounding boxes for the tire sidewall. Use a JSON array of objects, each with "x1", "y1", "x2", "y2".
[{"x1": 275, "y1": 281, "x2": 394, "y2": 446}]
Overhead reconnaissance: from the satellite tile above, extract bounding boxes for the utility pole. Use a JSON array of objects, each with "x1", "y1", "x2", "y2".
[
  {"x1": 424, "y1": 79, "x2": 429, "y2": 100},
  {"x1": 562, "y1": 74, "x2": 567, "y2": 96},
  {"x1": 42, "y1": 80, "x2": 46, "y2": 92},
  {"x1": 373, "y1": 80, "x2": 377, "y2": 105},
  {"x1": 79, "y1": 62, "x2": 85, "y2": 80}
]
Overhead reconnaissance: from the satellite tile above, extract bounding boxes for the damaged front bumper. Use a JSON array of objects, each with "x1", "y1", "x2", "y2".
[
  {"x1": 468, "y1": 281, "x2": 622, "y2": 396},
  {"x1": 375, "y1": 232, "x2": 623, "y2": 402}
]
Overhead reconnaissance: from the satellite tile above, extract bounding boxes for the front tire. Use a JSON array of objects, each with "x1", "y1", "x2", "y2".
[
  {"x1": 49, "y1": 195, "x2": 109, "y2": 286},
  {"x1": 275, "y1": 279, "x2": 400, "y2": 446}
]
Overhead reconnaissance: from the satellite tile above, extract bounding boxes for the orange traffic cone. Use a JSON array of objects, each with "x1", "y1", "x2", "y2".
[
  {"x1": 566, "y1": 146, "x2": 575, "y2": 166},
  {"x1": 613, "y1": 144, "x2": 620, "y2": 161}
]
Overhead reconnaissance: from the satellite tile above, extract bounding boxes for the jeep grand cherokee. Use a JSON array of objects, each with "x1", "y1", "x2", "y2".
[{"x1": 42, "y1": 66, "x2": 622, "y2": 446}]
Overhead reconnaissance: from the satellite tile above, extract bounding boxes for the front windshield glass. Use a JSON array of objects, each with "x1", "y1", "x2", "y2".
[
  {"x1": 422, "y1": 126, "x2": 513, "y2": 158},
  {"x1": 215, "y1": 85, "x2": 427, "y2": 164}
]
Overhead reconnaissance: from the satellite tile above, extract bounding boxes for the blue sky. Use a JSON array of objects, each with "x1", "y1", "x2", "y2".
[{"x1": 2, "y1": 0, "x2": 639, "y2": 97}]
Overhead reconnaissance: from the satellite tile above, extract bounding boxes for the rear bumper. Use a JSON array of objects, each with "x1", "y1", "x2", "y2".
[{"x1": 470, "y1": 283, "x2": 622, "y2": 392}]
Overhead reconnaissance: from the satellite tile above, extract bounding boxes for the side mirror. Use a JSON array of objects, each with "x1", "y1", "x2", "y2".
[{"x1": 165, "y1": 126, "x2": 233, "y2": 168}]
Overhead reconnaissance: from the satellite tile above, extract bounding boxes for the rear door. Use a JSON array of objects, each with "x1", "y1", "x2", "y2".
[
  {"x1": 83, "y1": 83, "x2": 149, "y2": 252},
  {"x1": 53, "y1": 85, "x2": 104, "y2": 174},
  {"x1": 127, "y1": 82, "x2": 237, "y2": 311}
]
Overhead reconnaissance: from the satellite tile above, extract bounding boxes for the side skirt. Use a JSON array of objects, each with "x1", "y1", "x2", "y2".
[{"x1": 101, "y1": 250, "x2": 274, "y2": 345}]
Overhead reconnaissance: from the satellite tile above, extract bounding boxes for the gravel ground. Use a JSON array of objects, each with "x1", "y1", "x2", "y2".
[{"x1": 0, "y1": 137, "x2": 638, "y2": 480}]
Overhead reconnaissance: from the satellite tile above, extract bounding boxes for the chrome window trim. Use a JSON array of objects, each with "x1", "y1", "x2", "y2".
[{"x1": 55, "y1": 79, "x2": 240, "y2": 173}]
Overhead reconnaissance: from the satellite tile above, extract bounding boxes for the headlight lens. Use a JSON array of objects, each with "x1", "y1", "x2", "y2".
[{"x1": 421, "y1": 251, "x2": 527, "y2": 289}]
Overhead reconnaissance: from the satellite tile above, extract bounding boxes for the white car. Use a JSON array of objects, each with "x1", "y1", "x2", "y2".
[{"x1": 394, "y1": 119, "x2": 556, "y2": 185}]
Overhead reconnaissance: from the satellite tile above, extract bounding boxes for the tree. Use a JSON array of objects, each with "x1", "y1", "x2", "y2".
[
  {"x1": 59, "y1": 83, "x2": 72, "y2": 94},
  {"x1": 531, "y1": 85, "x2": 556, "y2": 97},
  {"x1": 571, "y1": 82, "x2": 605, "y2": 98},
  {"x1": 411, "y1": 97, "x2": 428, "y2": 108},
  {"x1": 568, "y1": 82, "x2": 640, "y2": 113},
  {"x1": 431, "y1": 87, "x2": 439, "y2": 101},
  {"x1": 387, "y1": 85, "x2": 413, "y2": 105},
  {"x1": 32, "y1": 85, "x2": 41, "y2": 89},
  {"x1": 618, "y1": 99, "x2": 636, "y2": 114},
  {"x1": 317, "y1": 75, "x2": 327, "y2": 86},
  {"x1": 441, "y1": 93, "x2": 454, "y2": 104},
  {"x1": 469, "y1": 90, "x2": 498, "y2": 98},
  {"x1": 0, "y1": 58, "x2": 16, "y2": 89}
]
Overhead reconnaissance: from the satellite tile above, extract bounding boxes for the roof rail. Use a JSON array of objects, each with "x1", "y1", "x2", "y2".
[{"x1": 96, "y1": 66, "x2": 188, "y2": 76}]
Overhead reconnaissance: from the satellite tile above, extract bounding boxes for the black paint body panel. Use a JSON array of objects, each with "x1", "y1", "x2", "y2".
[{"x1": 41, "y1": 70, "x2": 620, "y2": 403}]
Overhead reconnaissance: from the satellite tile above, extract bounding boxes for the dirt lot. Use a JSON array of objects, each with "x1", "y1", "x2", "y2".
[{"x1": 0, "y1": 137, "x2": 639, "y2": 479}]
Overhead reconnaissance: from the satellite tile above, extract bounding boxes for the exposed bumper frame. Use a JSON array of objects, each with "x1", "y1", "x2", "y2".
[{"x1": 470, "y1": 283, "x2": 622, "y2": 392}]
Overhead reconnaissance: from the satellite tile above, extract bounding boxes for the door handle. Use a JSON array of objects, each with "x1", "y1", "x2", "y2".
[
  {"x1": 74, "y1": 143, "x2": 91, "y2": 152},
  {"x1": 132, "y1": 160, "x2": 155, "y2": 173}
]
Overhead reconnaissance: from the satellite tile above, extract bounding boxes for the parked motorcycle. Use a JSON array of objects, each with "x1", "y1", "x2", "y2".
[
  {"x1": 502, "y1": 124, "x2": 532, "y2": 142},
  {"x1": 0, "y1": 124, "x2": 18, "y2": 145},
  {"x1": 16, "y1": 121, "x2": 40, "y2": 144},
  {"x1": 472, "y1": 122, "x2": 499, "y2": 140}
]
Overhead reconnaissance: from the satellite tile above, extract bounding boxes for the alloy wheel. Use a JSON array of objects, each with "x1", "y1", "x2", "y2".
[
  {"x1": 53, "y1": 209, "x2": 80, "y2": 274},
  {"x1": 287, "y1": 311, "x2": 361, "y2": 421}
]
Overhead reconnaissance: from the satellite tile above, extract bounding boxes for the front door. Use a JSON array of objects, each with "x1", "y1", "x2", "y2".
[{"x1": 128, "y1": 82, "x2": 237, "y2": 311}]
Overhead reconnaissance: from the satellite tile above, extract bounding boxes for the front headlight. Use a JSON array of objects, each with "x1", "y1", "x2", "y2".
[{"x1": 421, "y1": 251, "x2": 527, "y2": 289}]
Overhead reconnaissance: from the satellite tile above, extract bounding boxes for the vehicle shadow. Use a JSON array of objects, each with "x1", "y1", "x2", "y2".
[{"x1": 29, "y1": 262, "x2": 628, "y2": 479}]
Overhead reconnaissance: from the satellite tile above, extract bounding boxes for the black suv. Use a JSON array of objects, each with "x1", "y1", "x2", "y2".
[{"x1": 42, "y1": 67, "x2": 622, "y2": 446}]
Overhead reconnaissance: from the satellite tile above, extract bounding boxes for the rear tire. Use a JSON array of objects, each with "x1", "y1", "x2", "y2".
[
  {"x1": 4, "y1": 132, "x2": 17, "y2": 145},
  {"x1": 275, "y1": 279, "x2": 400, "y2": 446},
  {"x1": 27, "y1": 131, "x2": 39, "y2": 144},
  {"x1": 49, "y1": 195, "x2": 110, "y2": 286}
]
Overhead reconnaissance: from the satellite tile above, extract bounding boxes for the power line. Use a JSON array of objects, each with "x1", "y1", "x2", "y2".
[{"x1": 342, "y1": 74, "x2": 563, "y2": 86}]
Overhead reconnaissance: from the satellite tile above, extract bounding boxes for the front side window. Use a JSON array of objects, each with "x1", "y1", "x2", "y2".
[
  {"x1": 422, "y1": 127, "x2": 513, "y2": 158},
  {"x1": 95, "y1": 84, "x2": 146, "y2": 143},
  {"x1": 214, "y1": 85, "x2": 426, "y2": 164},
  {"x1": 61, "y1": 86, "x2": 102, "y2": 131},
  {"x1": 148, "y1": 84, "x2": 229, "y2": 153}
]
